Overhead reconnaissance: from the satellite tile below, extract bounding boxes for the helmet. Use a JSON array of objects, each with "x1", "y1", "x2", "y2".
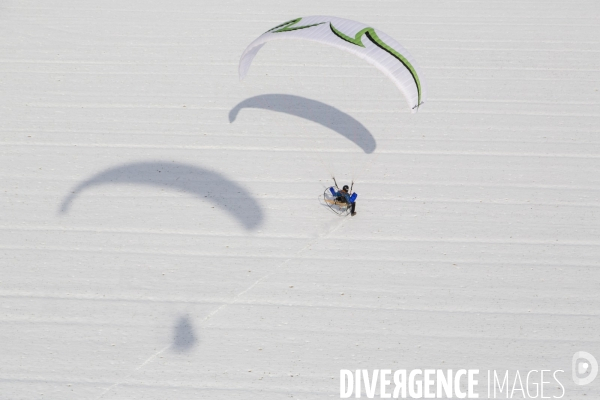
[{"x1": 342, "y1": 185, "x2": 349, "y2": 191}]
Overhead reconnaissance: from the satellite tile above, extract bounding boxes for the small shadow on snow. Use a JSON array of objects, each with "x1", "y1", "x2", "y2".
[{"x1": 173, "y1": 315, "x2": 197, "y2": 352}]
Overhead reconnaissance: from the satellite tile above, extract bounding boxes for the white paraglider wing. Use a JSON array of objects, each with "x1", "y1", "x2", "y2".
[{"x1": 239, "y1": 16, "x2": 426, "y2": 113}]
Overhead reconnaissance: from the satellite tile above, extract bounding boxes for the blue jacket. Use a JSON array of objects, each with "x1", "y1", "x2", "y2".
[
  {"x1": 329, "y1": 187, "x2": 357, "y2": 203},
  {"x1": 336, "y1": 191, "x2": 352, "y2": 203}
]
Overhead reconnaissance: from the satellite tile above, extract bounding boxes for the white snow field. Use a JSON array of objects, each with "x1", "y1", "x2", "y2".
[{"x1": 1, "y1": 1, "x2": 599, "y2": 399}]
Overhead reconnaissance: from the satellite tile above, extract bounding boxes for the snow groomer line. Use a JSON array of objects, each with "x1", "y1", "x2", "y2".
[{"x1": 238, "y1": 16, "x2": 427, "y2": 217}]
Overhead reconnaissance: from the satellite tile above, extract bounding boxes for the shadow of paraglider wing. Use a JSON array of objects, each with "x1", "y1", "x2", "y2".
[
  {"x1": 59, "y1": 161, "x2": 263, "y2": 230},
  {"x1": 229, "y1": 94, "x2": 376, "y2": 154}
]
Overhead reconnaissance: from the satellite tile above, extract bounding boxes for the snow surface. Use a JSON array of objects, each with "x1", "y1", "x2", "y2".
[{"x1": 1, "y1": 1, "x2": 599, "y2": 399}]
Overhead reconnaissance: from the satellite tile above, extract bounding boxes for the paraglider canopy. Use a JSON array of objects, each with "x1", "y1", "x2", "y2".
[{"x1": 239, "y1": 16, "x2": 426, "y2": 113}]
